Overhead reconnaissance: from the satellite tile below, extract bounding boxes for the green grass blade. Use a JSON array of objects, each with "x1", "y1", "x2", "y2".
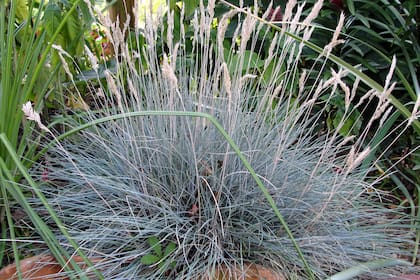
[
  {"x1": 0, "y1": 177, "x2": 21, "y2": 279},
  {"x1": 325, "y1": 259, "x2": 411, "y2": 280},
  {"x1": 0, "y1": 212, "x2": 6, "y2": 268}
]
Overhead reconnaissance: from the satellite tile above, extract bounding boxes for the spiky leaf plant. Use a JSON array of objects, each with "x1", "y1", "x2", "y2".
[{"x1": 25, "y1": 1, "x2": 418, "y2": 279}]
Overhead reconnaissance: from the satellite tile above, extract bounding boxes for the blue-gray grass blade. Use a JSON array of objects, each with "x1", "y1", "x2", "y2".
[
  {"x1": 37, "y1": 110, "x2": 315, "y2": 279},
  {"x1": 0, "y1": 133, "x2": 103, "y2": 280}
]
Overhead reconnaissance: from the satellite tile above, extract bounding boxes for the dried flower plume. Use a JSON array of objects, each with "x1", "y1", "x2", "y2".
[{"x1": 22, "y1": 102, "x2": 50, "y2": 132}]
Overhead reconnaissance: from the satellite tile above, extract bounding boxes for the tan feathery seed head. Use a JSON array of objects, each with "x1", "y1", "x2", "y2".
[
  {"x1": 346, "y1": 146, "x2": 371, "y2": 173},
  {"x1": 161, "y1": 54, "x2": 179, "y2": 90},
  {"x1": 104, "y1": 70, "x2": 123, "y2": 112},
  {"x1": 409, "y1": 97, "x2": 420, "y2": 126},
  {"x1": 22, "y1": 102, "x2": 50, "y2": 132},
  {"x1": 239, "y1": 12, "x2": 257, "y2": 54},
  {"x1": 303, "y1": 0, "x2": 323, "y2": 27},
  {"x1": 52, "y1": 44, "x2": 73, "y2": 80},
  {"x1": 323, "y1": 12, "x2": 345, "y2": 57}
]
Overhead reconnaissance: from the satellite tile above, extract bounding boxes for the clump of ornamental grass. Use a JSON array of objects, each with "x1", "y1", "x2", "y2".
[{"x1": 24, "y1": 1, "x2": 418, "y2": 279}]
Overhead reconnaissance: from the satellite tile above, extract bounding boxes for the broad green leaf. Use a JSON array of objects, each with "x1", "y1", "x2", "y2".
[
  {"x1": 262, "y1": 60, "x2": 286, "y2": 87},
  {"x1": 65, "y1": 4, "x2": 83, "y2": 55},
  {"x1": 15, "y1": 0, "x2": 28, "y2": 21},
  {"x1": 183, "y1": 0, "x2": 199, "y2": 17},
  {"x1": 140, "y1": 254, "x2": 161, "y2": 265},
  {"x1": 228, "y1": 50, "x2": 265, "y2": 75},
  {"x1": 163, "y1": 242, "x2": 176, "y2": 257},
  {"x1": 346, "y1": 0, "x2": 355, "y2": 16},
  {"x1": 332, "y1": 108, "x2": 362, "y2": 136},
  {"x1": 78, "y1": 0, "x2": 94, "y2": 26},
  {"x1": 147, "y1": 236, "x2": 162, "y2": 256},
  {"x1": 43, "y1": 3, "x2": 62, "y2": 39}
]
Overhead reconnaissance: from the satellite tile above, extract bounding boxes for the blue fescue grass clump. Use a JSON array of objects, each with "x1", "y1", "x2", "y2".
[{"x1": 26, "y1": 1, "x2": 418, "y2": 279}]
